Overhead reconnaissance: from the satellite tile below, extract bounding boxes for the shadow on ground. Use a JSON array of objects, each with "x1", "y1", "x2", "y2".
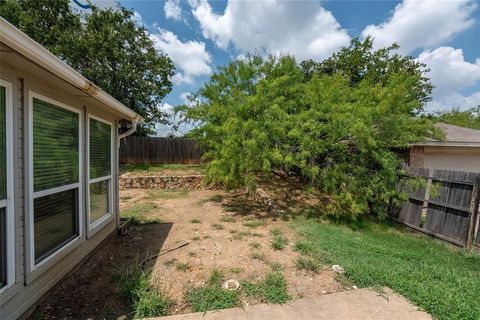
[{"x1": 30, "y1": 222, "x2": 173, "y2": 320}]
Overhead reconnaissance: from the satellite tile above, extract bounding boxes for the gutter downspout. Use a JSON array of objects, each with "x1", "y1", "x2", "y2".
[{"x1": 116, "y1": 116, "x2": 142, "y2": 233}]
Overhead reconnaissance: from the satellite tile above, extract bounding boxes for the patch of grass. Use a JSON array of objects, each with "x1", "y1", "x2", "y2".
[
  {"x1": 212, "y1": 223, "x2": 225, "y2": 230},
  {"x1": 186, "y1": 269, "x2": 239, "y2": 312},
  {"x1": 146, "y1": 190, "x2": 189, "y2": 200},
  {"x1": 295, "y1": 256, "x2": 321, "y2": 273},
  {"x1": 249, "y1": 241, "x2": 261, "y2": 249},
  {"x1": 271, "y1": 229, "x2": 288, "y2": 250},
  {"x1": 243, "y1": 219, "x2": 265, "y2": 228},
  {"x1": 251, "y1": 251, "x2": 266, "y2": 262},
  {"x1": 122, "y1": 203, "x2": 160, "y2": 224},
  {"x1": 220, "y1": 216, "x2": 236, "y2": 223},
  {"x1": 251, "y1": 232, "x2": 264, "y2": 237},
  {"x1": 293, "y1": 240, "x2": 315, "y2": 254},
  {"x1": 176, "y1": 262, "x2": 192, "y2": 271},
  {"x1": 229, "y1": 267, "x2": 243, "y2": 274},
  {"x1": 192, "y1": 236, "x2": 201, "y2": 241},
  {"x1": 241, "y1": 272, "x2": 290, "y2": 304},
  {"x1": 190, "y1": 218, "x2": 201, "y2": 224},
  {"x1": 118, "y1": 265, "x2": 171, "y2": 317},
  {"x1": 269, "y1": 262, "x2": 284, "y2": 272},
  {"x1": 294, "y1": 218, "x2": 480, "y2": 320}
]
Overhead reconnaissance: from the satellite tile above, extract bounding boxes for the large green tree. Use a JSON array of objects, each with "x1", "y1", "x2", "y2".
[
  {"x1": 0, "y1": 0, "x2": 174, "y2": 135},
  {"x1": 182, "y1": 40, "x2": 438, "y2": 219}
]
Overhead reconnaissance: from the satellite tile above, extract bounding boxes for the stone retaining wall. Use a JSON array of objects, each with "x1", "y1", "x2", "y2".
[{"x1": 119, "y1": 175, "x2": 213, "y2": 190}]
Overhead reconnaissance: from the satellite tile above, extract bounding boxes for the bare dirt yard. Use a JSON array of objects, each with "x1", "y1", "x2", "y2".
[{"x1": 30, "y1": 188, "x2": 344, "y2": 319}]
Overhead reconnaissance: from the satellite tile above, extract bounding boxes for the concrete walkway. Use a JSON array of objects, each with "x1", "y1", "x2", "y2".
[{"x1": 152, "y1": 288, "x2": 431, "y2": 320}]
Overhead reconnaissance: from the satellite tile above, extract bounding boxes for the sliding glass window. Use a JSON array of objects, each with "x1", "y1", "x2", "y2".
[
  {"x1": 88, "y1": 116, "x2": 112, "y2": 228},
  {"x1": 31, "y1": 96, "x2": 80, "y2": 265}
]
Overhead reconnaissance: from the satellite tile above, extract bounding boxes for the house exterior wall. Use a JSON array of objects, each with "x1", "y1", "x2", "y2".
[
  {"x1": 423, "y1": 146, "x2": 480, "y2": 173},
  {"x1": 0, "y1": 48, "x2": 122, "y2": 319}
]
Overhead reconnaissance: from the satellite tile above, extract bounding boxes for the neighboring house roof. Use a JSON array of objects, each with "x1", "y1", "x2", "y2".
[
  {"x1": 0, "y1": 17, "x2": 143, "y2": 122},
  {"x1": 415, "y1": 123, "x2": 480, "y2": 147}
]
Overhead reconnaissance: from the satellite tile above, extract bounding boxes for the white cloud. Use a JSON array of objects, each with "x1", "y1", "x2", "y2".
[
  {"x1": 132, "y1": 11, "x2": 144, "y2": 25},
  {"x1": 362, "y1": 0, "x2": 477, "y2": 54},
  {"x1": 150, "y1": 29, "x2": 212, "y2": 84},
  {"x1": 164, "y1": 0, "x2": 182, "y2": 21},
  {"x1": 418, "y1": 47, "x2": 480, "y2": 111},
  {"x1": 189, "y1": 0, "x2": 350, "y2": 61}
]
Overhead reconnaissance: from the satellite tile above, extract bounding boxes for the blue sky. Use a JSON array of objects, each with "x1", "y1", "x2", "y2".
[{"x1": 88, "y1": 0, "x2": 480, "y2": 136}]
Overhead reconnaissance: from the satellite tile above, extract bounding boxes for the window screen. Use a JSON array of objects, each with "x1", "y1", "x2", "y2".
[
  {"x1": 34, "y1": 189, "x2": 78, "y2": 263},
  {"x1": 33, "y1": 98, "x2": 79, "y2": 192},
  {"x1": 88, "y1": 118, "x2": 112, "y2": 226},
  {"x1": 89, "y1": 119, "x2": 111, "y2": 179},
  {"x1": 32, "y1": 97, "x2": 80, "y2": 264}
]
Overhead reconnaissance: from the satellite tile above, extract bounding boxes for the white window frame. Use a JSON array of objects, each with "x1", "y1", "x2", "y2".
[
  {"x1": 86, "y1": 114, "x2": 114, "y2": 236},
  {"x1": 28, "y1": 92, "x2": 83, "y2": 271},
  {"x1": 0, "y1": 79, "x2": 15, "y2": 293}
]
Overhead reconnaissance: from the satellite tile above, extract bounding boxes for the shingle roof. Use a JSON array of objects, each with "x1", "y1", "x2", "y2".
[{"x1": 434, "y1": 123, "x2": 480, "y2": 143}]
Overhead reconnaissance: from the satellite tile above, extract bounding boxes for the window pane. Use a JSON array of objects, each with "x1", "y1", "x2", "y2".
[
  {"x1": 89, "y1": 119, "x2": 111, "y2": 179},
  {"x1": 33, "y1": 98, "x2": 79, "y2": 192},
  {"x1": 34, "y1": 189, "x2": 78, "y2": 263},
  {"x1": 0, "y1": 208, "x2": 6, "y2": 288},
  {"x1": 0, "y1": 86, "x2": 6, "y2": 200},
  {"x1": 90, "y1": 180, "x2": 110, "y2": 224}
]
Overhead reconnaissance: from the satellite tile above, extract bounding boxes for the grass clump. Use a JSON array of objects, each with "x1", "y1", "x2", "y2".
[
  {"x1": 294, "y1": 218, "x2": 480, "y2": 320},
  {"x1": 269, "y1": 262, "x2": 284, "y2": 272},
  {"x1": 249, "y1": 242, "x2": 261, "y2": 249},
  {"x1": 295, "y1": 256, "x2": 321, "y2": 273},
  {"x1": 220, "y1": 216, "x2": 236, "y2": 223},
  {"x1": 118, "y1": 265, "x2": 171, "y2": 317},
  {"x1": 243, "y1": 219, "x2": 265, "y2": 229},
  {"x1": 271, "y1": 229, "x2": 288, "y2": 250},
  {"x1": 122, "y1": 203, "x2": 160, "y2": 224},
  {"x1": 251, "y1": 251, "x2": 266, "y2": 262},
  {"x1": 241, "y1": 272, "x2": 290, "y2": 304},
  {"x1": 293, "y1": 240, "x2": 315, "y2": 254},
  {"x1": 191, "y1": 236, "x2": 201, "y2": 241},
  {"x1": 190, "y1": 218, "x2": 201, "y2": 224},
  {"x1": 212, "y1": 223, "x2": 225, "y2": 230},
  {"x1": 186, "y1": 269, "x2": 239, "y2": 312}
]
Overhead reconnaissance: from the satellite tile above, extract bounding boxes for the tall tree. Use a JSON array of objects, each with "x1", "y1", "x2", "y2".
[
  {"x1": 182, "y1": 41, "x2": 438, "y2": 219},
  {"x1": 0, "y1": 0, "x2": 175, "y2": 135}
]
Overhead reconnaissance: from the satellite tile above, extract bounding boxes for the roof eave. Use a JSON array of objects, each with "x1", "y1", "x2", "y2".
[{"x1": 0, "y1": 17, "x2": 143, "y2": 123}]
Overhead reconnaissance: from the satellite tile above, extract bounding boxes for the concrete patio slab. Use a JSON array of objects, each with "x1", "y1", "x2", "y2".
[{"x1": 150, "y1": 288, "x2": 431, "y2": 320}]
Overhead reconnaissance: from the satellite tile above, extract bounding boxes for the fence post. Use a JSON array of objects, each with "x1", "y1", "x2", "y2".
[{"x1": 466, "y1": 174, "x2": 480, "y2": 250}]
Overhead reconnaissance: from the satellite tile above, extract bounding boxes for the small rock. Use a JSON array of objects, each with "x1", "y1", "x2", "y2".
[
  {"x1": 332, "y1": 264, "x2": 345, "y2": 274},
  {"x1": 322, "y1": 290, "x2": 327, "y2": 294},
  {"x1": 117, "y1": 316, "x2": 127, "y2": 320},
  {"x1": 352, "y1": 285, "x2": 358, "y2": 290}
]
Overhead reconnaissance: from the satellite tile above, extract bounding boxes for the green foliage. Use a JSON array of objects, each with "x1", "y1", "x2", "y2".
[
  {"x1": 118, "y1": 265, "x2": 171, "y2": 317},
  {"x1": 241, "y1": 272, "x2": 290, "y2": 304},
  {"x1": 428, "y1": 106, "x2": 480, "y2": 130},
  {"x1": 242, "y1": 219, "x2": 266, "y2": 228},
  {"x1": 0, "y1": 0, "x2": 174, "y2": 135},
  {"x1": 175, "y1": 262, "x2": 192, "y2": 271},
  {"x1": 270, "y1": 229, "x2": 288, "y2": 250},
  {"x1": 181, "y1": 38, "x2": 438, "y2": 219},
  {"x1": 295, "y1": 218, "x2": 480, "y2": 320},
  {"x1": 295, "y1": 256, "x2": 321, "y2": 273},
  {"x1": 186, "y1": 269, "x2": 239, "y2": 312},
  {"x1": 212, "y1": 223, "x2": 225, "y2": 230},
  {"x1": 220, "y1": 216, "x2": 236, "y2": 223},
  {"x1": 190, "y1": 218, "x2": 201, "y2": 224}
]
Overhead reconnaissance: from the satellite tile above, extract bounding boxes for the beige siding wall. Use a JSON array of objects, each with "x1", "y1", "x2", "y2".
[
  {"x1": 1, "y1": 48, "x2": 124, "y2": 319},
  {"x1": 423, "y1": 146, "x2": 480, "y2": 173}
]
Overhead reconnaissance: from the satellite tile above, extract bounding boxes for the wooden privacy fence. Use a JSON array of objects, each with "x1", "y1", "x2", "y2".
[
  {"x1": 120, "y1": 136, "x2": 204, "y2": 164},
  {"x1": 389, "y1": 167, "x2": 480, "y2": 249}
]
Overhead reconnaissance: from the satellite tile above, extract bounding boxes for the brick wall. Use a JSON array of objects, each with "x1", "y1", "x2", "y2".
[{"x1": 409, "y1": 146, "x2": 424, "y2": 167}]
